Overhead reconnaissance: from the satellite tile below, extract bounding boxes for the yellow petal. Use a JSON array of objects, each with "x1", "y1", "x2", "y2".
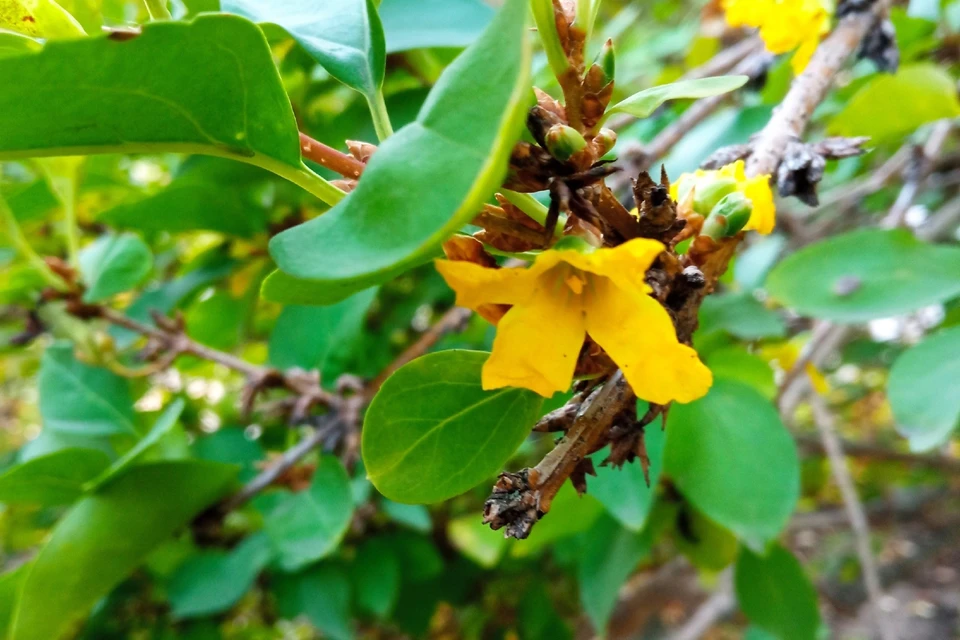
[
  {"x1": 741, "y1": 175, "x2": 776, "y2": 234},
  {"x1": 482, "y1": 277, "x2": 586, "y2": 398},
  {"x1": 435, "y1": 259, "x2": 541, "y2": 310},
  {"x1": 584, "y1": 278, "x2": 712, "y2": 404},
  {"x1": 556, "y1": 238, "x2": 664, "y2": 295},
  {"x1": 790, "y1": 34, "x2": 819, "y2": 75}
]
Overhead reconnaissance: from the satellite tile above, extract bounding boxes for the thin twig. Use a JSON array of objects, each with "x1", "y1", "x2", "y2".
[
  {"x1": 881, "y1": 120, "x2": 954, "y2": 229},
  {"x1": 299, "y1": 132, "x2": 366, "y2": 179},
  {"x1": 668, "y1": 570, "x2": 736, "y2": 640},
  {"x1": 795, "y1": 434, "x2": 960, "y2": 474},
  {"x1": 809, "y1": 394, "x2": 896, "y2": 640}
]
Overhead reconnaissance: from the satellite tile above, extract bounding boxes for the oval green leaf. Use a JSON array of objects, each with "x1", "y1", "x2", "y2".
[
  {"x1": 79, "y1": 232, "x2": 153, "y2": 303},
  {"x1": 735, "y1": 544, "x2": 822, "y2": 640},
  {"x1": 261, "y1": 455, "x2": 354, "y2": 572},
  {"x1": 362, "y1": 350, "x2": 543, "y2": 504},
  {"x1": 0, "y1": 15, "x2": 309, "y2": 183},
  {"x1": 664, "y1": 379, "x2": 799, "y2": 547},
  {"x1": 888, "y1": 326, "x2": 960, "y2": 451},
  {"x1": 9, "y1": 460, "x2": 237, "y2": 640},
  {"x1": 39, "y1": 342, "x2": 137, "y2": 436},
  {"x1": 0, "y1": 448, "x2": 110, "y2": 506},
  {"x1": 605, "y1": 75, "x2": 749, "y2": 120},
  {"x1": 380, "y1": 0, "x2": 493, "y2": 53},
  {"x1": 265, "y1": 0, "x2": 531, "y2": 306},
  {"x1": 829, "y1": 64, "x2": 960, "y2": 143},
  {"x1": 766, "y1": 229, "x2": 960, "y2": 323},
  {"x1": 222, "y1": 0, "x2": 385, "y2": 97}
]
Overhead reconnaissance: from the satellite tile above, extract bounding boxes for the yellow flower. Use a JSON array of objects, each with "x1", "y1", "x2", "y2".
[
  {"x1": 721, "y1": 0, "x2": 831, "y2": 74},
  {"x1": 435, "y1": 239, "x2": 713, "y2": 402},
  {"x1": 670, "y1": 160, "x2": 776, "y2": 235}
]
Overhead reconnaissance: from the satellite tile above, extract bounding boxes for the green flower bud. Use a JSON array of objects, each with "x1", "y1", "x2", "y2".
[
  {"x1": 599, "y1": 39, "x2": 615, "y2": 85},
  {"x1": 692, "y1": 176, "x2": 737, "y2": 215},
  {"x1": 701, "y1": 192, "x2": 753, "y2": 239},
  {"x1": 545, "y1": 124, "x2": 588, "y2": 162},
  {"x1": 592, "y1": 128, "x2": 617, "y2": 157}
]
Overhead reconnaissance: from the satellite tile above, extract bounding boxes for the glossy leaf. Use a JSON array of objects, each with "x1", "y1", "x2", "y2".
[
  {"x1": 664, "y1": 379, "x2": 799, "y2": 547},
  {"x1": 699, "y1": 292, "x2": 786, "y2": 340},
  {"x1": 513, "y1": 484, "x2": 604, "y2": 557},
  {"x1": 0, "y1": 0, "x2": 83, "y2": 38},
  {"x1": 707, "y1": 348, "x2": 777, "y2": 400},
  {"x1": 605, "y1": 75, "x2": 748, "y2": 120},
  {"x1": 265, "y1": 0, "x2": 531, "y2": 305},
  {"x1": 85, "y1": 398, "x2": 186, "y2": 491},
  {"x1": 735, "y1": 544, "x2": 822, "y2": 640},
  {"x1": 830, "y1": 64, "x2": 960, "y2": 142},
  {"x1": 0, "y1": 16, "x2": 302, "y2": 169},
  {"x1": 9, "y1": 461, "x2": 236, "y2": 640},
  {"x1": 268, "y1": 288, "x2": 377, "y2": 379},
  {"x1": 262, "y1": 455, "x2": 354, "y2": 572},
  {"x1": 888, "y1": 327, "x2": 960, "y2": 451},
  {"x1": 273, "y1": 564, "x2": 353, "y2": 640},
  {"x1": 0, "y1": 29, "x2": 41, "y2": 58},
  {"x1": 168, "y1": 533, "x2": 273, "y2": 619},
  {"x1": 379, "y1": 0, "x2": 493, "y2": 53},
  {"x1": 0, "y1": 448, "x2": 110, "y2": 506},
  {"x1": 447, "y1": 513, "x2": 509, "y2": 568},
  {"x1": 589, "y1": 405, "x2": 664, "y2": 531},
  {"x1": 222, "y1": 0, "x2": 385, "y2": 96},
  {"x1": 362, "y1": 350, "x2": 543, "y2": 504},
  {"x1": 38, "y1": 342, "x2": 137, "y2": 436},
  {"x1": 78, "y1": 232, "x2": 152, "y2": 303},
  {"x1": 766, "y1": 229, "x2": 960, "y2": 323}
]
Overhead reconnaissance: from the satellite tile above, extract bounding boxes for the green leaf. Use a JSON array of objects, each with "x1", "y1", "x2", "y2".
[
  {"x1": 512, "y1": 484, "x2": 604, "y2": 557},
  {"x1": 78, "y1": 232, "x2": 152, "y2": 303},
  {"x1": 735, "y1": 544, "x2": 822, "y2": 640},
  {"x1": 0, "y1": 564, "x2": 28, "y2": 637},
  {"x1": 829, "y1": 64, "x2": 960, "y2": 143},
  {"x1": 39, "y1": 342, "x2": 137, "y2": 436},
  {"x1": 0, "y1": 448, "x2": 110, "y2": 506},
  {"x1": 447, "y1": 512, "x2": 509, "y2": 568},
  {"x1": 167, "y1": 533, "x2": 273, "y2": 619},
  {"x1": 589, "y1": 405, "x2": 664, "y2": 531},
  {"x1": 707, "y1": 348, "x2": 776, "y2": 400},
  {"x1": 9, "y1": 460, "x2": 237, "y2": 640},
  {"x1": 85, "y1": 398, "x2": 186, "y2": 491},
  {"x1": 734, "y1": 234, "x2": 787, "y2": 291},
  {"x1": 766, "y1": 229, "x2": 960, "y2": 323},
  {"x1": 382, "y1": 499, "x2": 432, "y2": 533},
  {"x1": 223, "y1": 0, "x2": 385, "y2": 97},
  {"x1": 362, "y1": 350, "x2": 543, "y2": 504},
  {"x1": 0, "y1": 0, "x2": 83, "y2": 38},
  {"x1": 578, "y1": 510, "x2": 667, "y2": 634},
  {"x1": 262, "y1": 455, "x2": 354, "y2": 572},
  {"x1": 0, "y1": 16, "x2": 334, "y2": 198},
  {"x1": 0, "y1": 29, "x2": 41, "y2": 59},
  {"x1": 605, "y1": 75, "x2": 748, "y2": 120},
  {"x1": 674, "y1": 505, "x2": 739, "y2": 571},
  {"x1": 268, "y1": 288, "x2": 376, "y2": 380},
  {"x1": 265, "y1": 0, "x2": 531, "y2": 305},
  {"x1": 699, "y1": 292, "x2": 786, "y2": 340},
  {"x1": 379, "y1": 0, "x2": 493, "y2": 53},
  {"x1": 192, "y1": 427, "x2": 265, "y2": 483},
  {"x1": 888, "y1": 327, "x2": 960, "y2": 451},
  {"x1": 352, "y1": 538, "x2": 400, "y2": 618},
  {"x1": 274, "y1": 564, "x2": 353, "y2": 640},
  {"x1": 664, "y1": 379, "x2": 799, "y2": 547}
]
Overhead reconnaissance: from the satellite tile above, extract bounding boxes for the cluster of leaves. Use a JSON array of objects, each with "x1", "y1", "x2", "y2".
[{"x1": 0, "y1": 0, "x2": 958, "y2": 639}]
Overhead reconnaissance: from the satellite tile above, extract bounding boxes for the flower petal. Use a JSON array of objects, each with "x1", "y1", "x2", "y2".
[
  {"x1": 483, "y1": 279, "x2": 586, "y2": 397},
  {"x1": 435, "y1": 259, "x2": 540, "y2": 310},
  {"x1": 557, "y1": 238, "x2": 664, "y2": 295},
  {"x1": 585, "y1": 278, "x2": 712, "y2": 404},
  {"x1": 742, "y1": 175, "x2": 776, "y2": 234}
]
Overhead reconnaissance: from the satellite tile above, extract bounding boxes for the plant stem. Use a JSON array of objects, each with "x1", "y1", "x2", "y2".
[
  {"x1": 143, "y1": 0, "x2": 172, "y2": 20},
  {"x1": 0, "y1": 193, "x2": 66, "y2": 290},
  {"x1": 366, "y1": 91, "x2": 394, "y2": 142},
  {"x1": 531, "y1": 0, "x2": 572, "y2": 85},
  {"x1": 501, "y1": 189, "x2": 564, "y2": 237},
  {"x1": 299, "y1": 133, "x2": 365, "y2": 178},
  {"x1": 37, "y1": 160, "x2": 81, "y2": 267},
  {"x1": 253, "y1": 155, "x2": 347, "y2": 206}
]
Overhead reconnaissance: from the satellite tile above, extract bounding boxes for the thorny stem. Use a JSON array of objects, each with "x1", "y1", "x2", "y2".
[
  {"x1": 366, "y1": 90, "x2": 395, "y2": 142},
  {"x1": 0, "y1": 193, "x2": 67, "y2": 291},
  {"x1": 299, "y1": 133, "x2": 366, "y2": 179}
]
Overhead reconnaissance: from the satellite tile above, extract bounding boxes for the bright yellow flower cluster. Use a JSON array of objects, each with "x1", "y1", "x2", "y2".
[
  {"x1": 721, "y1": 0, "x2": 832, "y2": 73},
  {"x1": 670, "y1": 160, "x2": 776, "y2": 235},
  {"x1": 436, "y1": 239, "x2": 712, "y2": 402}
]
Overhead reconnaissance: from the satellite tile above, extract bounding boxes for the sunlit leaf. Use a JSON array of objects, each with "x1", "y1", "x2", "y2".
[{"x1": 605, "y1": 75, "x2": 748, "y2": 120}]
